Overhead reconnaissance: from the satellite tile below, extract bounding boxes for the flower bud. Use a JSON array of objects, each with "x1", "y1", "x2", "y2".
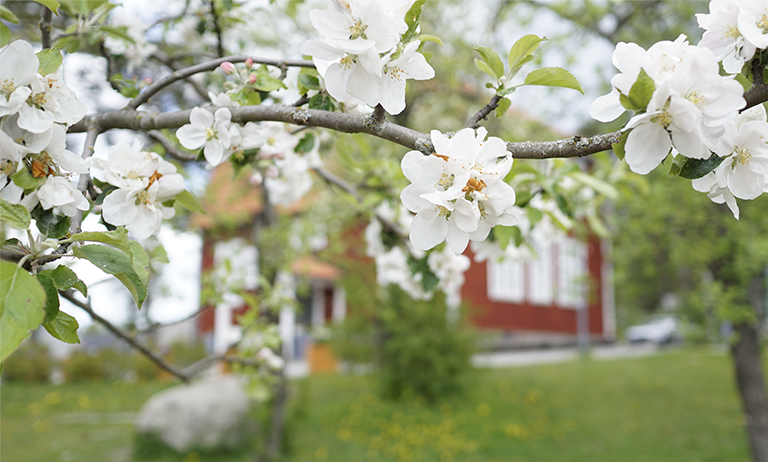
[
  {"x1": 221, "y1": 62, "x2": 235, "y2": 74},
  {"x1": 248, "y1": 73, "x2": 258, "y2": 85},
  {"x1": 245, "y1": 58, "x2": 253, "y2": 69}
]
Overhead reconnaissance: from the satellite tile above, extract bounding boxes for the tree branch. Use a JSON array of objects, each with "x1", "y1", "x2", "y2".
[
  {"x1": 61, "y1": 291, "x2": 191, "y2": 383},
  {"x1": 150, "y1": 52, "x2": 210, "y2": 101},
  {"x1": 69, "y1": 123, "x2": 100, "y2": 235},
  {"x1": 208, "y1": 0, "x2": 225, "y2": 58},
  {"x1": 466, "y1": 94, "x2": 502, "y2": 128},
  {"x1": 127, "y1": 55, "x2": 314, "y2": 109},
  {"x1": 146, "y1": 130, "x2": 198, "y2": 161},
  {"x1": 39, "y1": 6, "x2": 52, "y2": 49}
]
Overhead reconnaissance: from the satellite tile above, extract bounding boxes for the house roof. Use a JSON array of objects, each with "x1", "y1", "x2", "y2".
[{"x1": 291, "y1": 255, "x2": 343, "y2": 281}]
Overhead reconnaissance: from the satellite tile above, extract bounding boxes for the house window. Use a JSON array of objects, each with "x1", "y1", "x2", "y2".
[
  {"x1": 528, "y1": 236, "x2": 554, "y2": 305},
  {"x1": 487, "y1": 258, "x2": 525, "y2": 302},
  {"x1": 557, "y1": 237, "x2": 588, "y2": 309}
]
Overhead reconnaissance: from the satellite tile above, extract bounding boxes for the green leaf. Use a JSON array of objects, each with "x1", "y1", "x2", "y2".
[
  {"x1": 73, "y1": 244, "x2": 147, "y2": 308},
  {"x1": 35, "y1": 273, "x2": 59, "y2": 324},
  {"x1": 295, "y1": 133, "x2": 315, "y2": 153},
  {"x1": 568, "y1": 172, "x2": 619, "y2": 200},
  {"x1": 495, "y1": 97, "x2": 511, "y2": 118},
  {"x1": 308, "y1": 93, "x2": 335, "y2": 111},
  {"x1": 32, "y1": 0, "x2": 60, "y2": 14},
  {"x1": 55, "y1": 35, "x2": 81, "y2": 53},
  {"x1": 36, "y1": 49, "x2": 63, "y2": 76},
  {"x1": 0, "y1": 6, "x2": 19, "y2": 23},
  {"x1": 98, "y1": 25, "x2": 135, "y2": 44},
  {"x1": 43, "y1": 310, "x2": 80, "y2": 344},
  {"x1": 670, "y1": 154, "x2": 724, "y2": 180},
  {"x1": 508, "y1": 34, "x2": 546, "y2": 77},
  {"x1": 0, "y1": 24, "x2": 10, "y2": 48},
  {"x1": 473, "y1": 46, "x2": 504, "y2": 80},
  {"x1": 252, "y1": 74, "x2": 287, "y2": 92},
  {"x1": 11, "y1": 168, "x2": 42, "y2": 191},
  {"x1": 298, "y1": 74, "x2": 320, "y2": 92},
  {"x1": 70, "y1": 228, "x2": 150, "y2": 289},
  {"x1": 402, "y1": 0, "x2": 427, "y2": 43},
  {"x1": 474, "y1": 59, "x2": 498, "y2": 81},
  {"x1": 30, "y1": 208, "x2": 70, "y2": 239},
  {"x1": 0, "y1": 262, "x2": 46, "y2": 363},
  {"x1": 415, "y1": 34, "x2": 443, "y2": 47},
  {"x1": 174, "y1": 190, "x2": 205, "y2": 214},
  {"x1": 72, "y1": 280, "x2": 88, "y2": 297},
  {"x1": 522, "y1": 67, "x2": 584, "y2": 93},
  {"x1": 0, "y1": 198, "x2": 31, "y2": 230},
  {"x1": 39, "y1": 265, "x2": 80, "y2": 291},
  {"x1": 619, "y1": 68, "x2": 655, "y2": 112},
  {"x1": 612, "y1": 132, "x2": 628, "y2": 161}
]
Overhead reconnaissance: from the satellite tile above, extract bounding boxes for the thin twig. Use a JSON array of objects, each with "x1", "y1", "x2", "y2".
[
  {"x1": 150, "y1": 51, "x2": 210, "y2": 101},
  {"x1": 69, "y1": 124, "x2": 100, "y2": 235},
  {"x1": 291, "y1": 94, "x2": 310, "y2": 107},
  {"x1": 208, "y1": 0, "x2": 225, "y2": 58},
  {"x1": 148, "y1": 0, "x2": 191, "y2": 30},
  {"x1": 62, "y1": 291, "x2": 191, "y2": 383},
  {"x1": 142, "y1": 305, "x2": 210, "y2": 332},
  {"x1": 466, "y1": 94, "x2": 502, "y2": 128},
  {"x1": 39, "y1": 7, "x2": 53, "y2": 49},
  {"x1": 128, "y1": 55, "x2": 314, "y2": 109},
  {"x1": 313, "y1": 167, "x2": 406, "y2": 237},
  {"x1": 147, "y1": 130, "x2": 198, "y2": 161}
]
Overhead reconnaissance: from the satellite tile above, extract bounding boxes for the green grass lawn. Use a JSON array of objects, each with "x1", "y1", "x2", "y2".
[{"x1": 0, "y1": 348, "x2": 758, "y2": 462}]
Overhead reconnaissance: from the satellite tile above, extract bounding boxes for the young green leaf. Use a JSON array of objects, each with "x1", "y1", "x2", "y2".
[
  {"x1": 0, "y1": 198, "x2": 31, "y2": 230},
  {"x1": 36, "y1": 49, "x2": 63, "y2": 76},
  {"x1": 44, "y1": 310, "x2": 80, "y2": 344},
  {"x1": 39, "y1": 265, "x2": 81, "y2": 291},
  {"x1": 31, "y1": 208, "x2": 70, "y2": 239},
  {"x1": 620, "y1": 69, "x2": 655, "y2": 112},
  {"x1": 670, "y1": 154, "x2": 724, "y2": 179},
  {"x1": 32, "y1": 0, "x2": 60, "y2": 15},
  {"x1": 35, "y1": 273, "x2": 60, "y2": 324},
  {"x1": 495, "y1": 96, "x2": 511, "y2": 118},
  {"x1": 99, "y1": 25, "x2": 136, "y2": 44},
  {"x1": 508, "y1": 34, "x2": 546, "y2": 77},
  {"x1": 174, "y1": 190, "x2": 206, "y2": 214},
  {"x1": 73, "y1": 244, "x2": 148, "y2": 308},
  {"x1": 402, "y1": 0, "x2": 427, "y2": 43},
  {"x1": 0, "y1": 24, "x2": 10, "y2": 47},
  {"x1": 612, "y1": 132, "x2": 628, "y2": 161},
  {"x1": 568, "y1": 172, "x2": 619, "y2": 200},
  {"x1": 473, "y1": 46, "x2": 504, "y2": 80},
  {"x1": 474, "y1": 59, "x2": 498, "y2": 81},
  {"x1": 11, "y1": 168, "x2": 42, "y2": 191},
  {"x1": 0, "y1": 262, "x2": 47, "y2": 362},
  {"x1": 252, "y1": 74, "x2": 287, "y2": 92},
  {"x1": 522, "y1": 67, "x2": 584, "y2": 93},
  {"x1": 0, "y1": 5, "x2": 19, "y2": 23},
  {"x1": 298, "y1": 74, "x2": 320, "y2": 92}
]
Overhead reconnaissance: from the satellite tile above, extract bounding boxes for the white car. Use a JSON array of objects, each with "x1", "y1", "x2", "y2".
[{"x1": 626, "y1": 315, "x2": 682, "y2": 344}]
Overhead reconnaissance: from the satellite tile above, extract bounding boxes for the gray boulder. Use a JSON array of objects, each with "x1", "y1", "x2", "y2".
[{"x1": 135, "y1": 376, "x2": 251, "y2": 453}]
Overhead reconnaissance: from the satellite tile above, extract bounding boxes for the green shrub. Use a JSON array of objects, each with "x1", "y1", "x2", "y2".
[
  {"x1": 62, "y1": 350, "x2": 108, "y2": 382},
  {"x1": 377, "y1": 287, "x2": 475, "y2": 402},
  {"x1": 1, "y1": 342, "x2": 52, "y2": 383}
]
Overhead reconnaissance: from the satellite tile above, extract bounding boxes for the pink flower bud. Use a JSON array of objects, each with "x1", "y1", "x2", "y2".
[
  {"x1": 221, "y1": 62, "x2": 235, "y2": 74},
  {"x1": 245, "y1": 58, "x2": 253, "y2": 69},
  {"x1": 248, "y1": 73, "x2": 258, "y2": 85}
]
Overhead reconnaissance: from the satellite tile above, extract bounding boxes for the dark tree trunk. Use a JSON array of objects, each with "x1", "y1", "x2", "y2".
[{"x1": 731, "y1": 322, "x2": 768, "y2": 462}]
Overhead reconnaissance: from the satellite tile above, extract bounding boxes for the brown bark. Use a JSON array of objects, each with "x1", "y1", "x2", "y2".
[{"x1": 731, "y1": 322, "x2": 768, "y2": 462}]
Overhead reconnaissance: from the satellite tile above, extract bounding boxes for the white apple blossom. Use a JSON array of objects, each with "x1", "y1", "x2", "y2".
[
  {"x1": 17, "y1": 69, "x2": 87, "y2": 134},
  {"x1": 96, "y1": 142, "x2": 185, "y2": 239},
  {"x1": 737, "y1": 0, "x2": 768, "y2": 49},
  {"x1": 0, "y1": 41, "x2": 36, "y2": 119},
  {"x1": 427, "y1": 246, "x2": 471, "y2": 308},
  {"x1": 379, "y1": 41, "x2": 435, "y2": 115},
  {"x1": 37, "y1": 175, "x2": 89, "y2": 217},
  {"x1": 697, "y1": 0, "x2": 757, "y2": 74},
  {"x1": 400, "y1": 127, "x2": 518, "y2": 254},
  {"x1": 176, "y1": 107, "x2": 237, "y2": 166}
]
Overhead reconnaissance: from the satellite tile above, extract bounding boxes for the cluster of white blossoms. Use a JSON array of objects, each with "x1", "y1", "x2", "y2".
[
  {"x1": 0, "y1": 40, "x2": 89, "y2": 217},
  {"x1": 400, "y1": 127, "x2": 521, "y2": 254},
  {"x1": 364, "y1": 202, "x2": 471, "y2": 307},
  {"x1": 298, "y1": 0, "x2": 435, "y2": 114},
  {"x1": 90, "y1": 141, "x2": 185, "y2": 240},
  {"x1": 692, "y1": 105, "x2": 768, "y2": 219},
  {"x1": 697, "y1": 0, "x2": 768, "y2": 74},
  {"x1": 591, "y1": 35, "x2": 745, "y2": 175}
]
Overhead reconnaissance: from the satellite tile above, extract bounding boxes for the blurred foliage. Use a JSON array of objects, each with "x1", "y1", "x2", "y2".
[{"x1": 1, "y1": 341, "x2": 52, "y2": 383}]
